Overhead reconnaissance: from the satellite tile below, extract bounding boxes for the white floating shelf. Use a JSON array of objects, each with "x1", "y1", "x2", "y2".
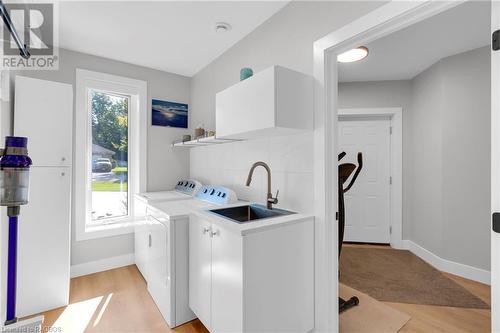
[{"x1": 172, "y1": 136, "x2": 242, "y2": 148}]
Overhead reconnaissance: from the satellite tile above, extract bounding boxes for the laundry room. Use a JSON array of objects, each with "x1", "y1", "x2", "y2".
[{"x1": 0, "y1": 1, "x2": 497, "y2": 333}]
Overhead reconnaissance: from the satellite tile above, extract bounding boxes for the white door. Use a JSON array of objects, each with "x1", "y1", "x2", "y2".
[
  {"x1": 189, "y1": 215, "x2": 212, "y2": 330},
  {"x1": 491, "y1": 2, "x2": 500, "y2": 330},
  {"x1": 17, "y1": 167, "x2": 71, "y2": 316},
  {"x1": 211, "y1": 226, "x2": 243, "y2": 333},
  {"x1": 338, "y1": 117, "x2": 391, "y2": 243}
]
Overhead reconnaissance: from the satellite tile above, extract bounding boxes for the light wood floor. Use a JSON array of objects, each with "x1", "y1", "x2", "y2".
[
  {"x1": 32, "y1": 265, "x2": 208, "y2": 333},
  {"x1": 31, "y1": 256, "x2": 490, "y2": 333}
]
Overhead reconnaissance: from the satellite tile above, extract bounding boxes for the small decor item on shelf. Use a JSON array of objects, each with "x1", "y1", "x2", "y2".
[
  {"x1": 240, "y1": 67, "x2": 253, "y2": 81},
  {"x1": 207, "y1": 130, "x2": 216, "y2": 137},
  {"x1": 182, "y1": 135, "x2": 191, "y2": 142},
  {"x1": 194, "y1": 123, "x2": 205, "y2": 138}
]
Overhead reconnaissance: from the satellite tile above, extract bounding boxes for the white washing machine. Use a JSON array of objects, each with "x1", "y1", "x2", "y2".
[{"x1": 135, "y1": 185, "x2": 239, "y2": 328}]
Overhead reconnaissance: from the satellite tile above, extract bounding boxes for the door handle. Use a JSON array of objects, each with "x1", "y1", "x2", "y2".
[
  {"x1": 493, "y1": 213, "x2": 500, "y2": 233},
  {"x1": 148, "y1": 234, "x2": 152, "y2": 247}
]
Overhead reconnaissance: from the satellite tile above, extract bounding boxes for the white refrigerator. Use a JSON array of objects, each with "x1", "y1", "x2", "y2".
[{"x1": 13, "y1": 75, "x2": 73, "y2": 316}]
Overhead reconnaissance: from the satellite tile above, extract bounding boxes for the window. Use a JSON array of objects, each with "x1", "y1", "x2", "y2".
[
  {"x1": 90, "y1": 91, "x2": 130, "y2": 223},
  {"x1": 75, "y1": 69, "x2": 147, "y2": 240}
]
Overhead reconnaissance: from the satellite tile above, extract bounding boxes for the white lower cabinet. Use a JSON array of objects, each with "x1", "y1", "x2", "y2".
[
  {"x1": 189, "y1": 214, "x2": 314, "y2": 333},
  {"x1": 189, "y1": 216, "x2": 215, "y2": 328}
]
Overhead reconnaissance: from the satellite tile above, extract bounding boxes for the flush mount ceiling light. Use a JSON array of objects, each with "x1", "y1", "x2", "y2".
[
  {"x1": 215, "y1": 22, "x2": 231, "y2": 33},
  {"x1": 337, "y1": 46, "x2": 369, "y2": 63}
]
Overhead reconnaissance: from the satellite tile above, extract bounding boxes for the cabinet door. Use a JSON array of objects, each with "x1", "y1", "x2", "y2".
[
  {"x1": 216, "y1": 67, "x2": 275, "y2": 138},
  {"x1": 14, "y1": 76, "x2": 73, "y2": 167},
  {"x1": 147, "y1": 217, "x2": 174, "y2": 326},
  {"x1": 189, "y1": 215, "x2": 212, "y2": 330},
  {"x1": 17, "y1": 167, "x2": 71, "y2": 316},
  {"x1": 211, "y1": 226, "x2": 243, "y2": 333}
]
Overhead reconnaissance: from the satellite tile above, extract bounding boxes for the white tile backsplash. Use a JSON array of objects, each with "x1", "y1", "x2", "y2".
[{"x1": 190, "y1": 133, "x2": 314, "y2": 214}]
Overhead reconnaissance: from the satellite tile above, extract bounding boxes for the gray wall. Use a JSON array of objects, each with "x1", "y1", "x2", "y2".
[
  {"x1": 3, "y1": 48, "x2": 191, "y2": 266},
  {"x1": 338, "y1": 46, "x2": 491, "y2": 270},
  {"x1": 410, "y1": 46, "x2": 491, "y2": 270},
  {"x1": 188, "y1": 0, "x2": 385, "y2": 234},
  {"x1": 190, "y1": 1, "x2": 385, "y2": 130},
  {"x1": 410, "y1": 61, "x2": 445, "y2": 257},
  {"x1": 440, "y1": 47, "x2": 490, "y2": 269},
  {"x1": 189, "y1": 0, "x2": 386, "y2": 267}
]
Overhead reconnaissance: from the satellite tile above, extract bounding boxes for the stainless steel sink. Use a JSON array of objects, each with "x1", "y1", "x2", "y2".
[{"x1": 209, "y1": 204, "x2": 295, "y2": 223}]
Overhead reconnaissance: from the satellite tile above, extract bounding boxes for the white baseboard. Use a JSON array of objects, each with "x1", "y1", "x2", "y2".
[
  {"x1": 401, "y1": 240, "x2": 490, "y2": 285},
  {"x1": 70, "y1": 253, "x2": 135, "y2": 278}
]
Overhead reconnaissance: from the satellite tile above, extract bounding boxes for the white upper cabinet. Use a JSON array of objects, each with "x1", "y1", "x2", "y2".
[{"x1": 216, "y1": 66, "x2": 313, "y2": 139}]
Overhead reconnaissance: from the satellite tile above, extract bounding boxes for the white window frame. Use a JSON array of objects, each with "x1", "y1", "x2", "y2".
[{"x1": 75, "y1": 69, "x2": 147, "y2": 241}]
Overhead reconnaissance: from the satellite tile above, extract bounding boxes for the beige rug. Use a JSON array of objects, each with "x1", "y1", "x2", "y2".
[
  {"x1": 340, "y1": 283, "x2": 411, "y2": 333},
  {"x1": 340, "y1": 247, "x2": 489, "y2": 309}
]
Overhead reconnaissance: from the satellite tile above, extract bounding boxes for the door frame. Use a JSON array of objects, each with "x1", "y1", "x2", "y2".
[
  {"x1": 491, "y1": 1, "x2": 499, "y2": 330},
  {"x1": 312, "y1": 1, "x2": 464, "y2": 331},
  {"x1": 338, "y1": 107, "x2": 403, "y2": 249}
]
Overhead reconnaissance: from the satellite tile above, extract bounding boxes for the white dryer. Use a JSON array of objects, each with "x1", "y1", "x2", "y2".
[
  {"x1": 135, "y1": 179, "x2": 203, "y2": 205},
  {"x1": 135, "y1": 185, "x2": 239, "y2": 328}
]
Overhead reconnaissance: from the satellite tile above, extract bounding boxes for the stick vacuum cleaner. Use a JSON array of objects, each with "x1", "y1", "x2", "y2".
[{"x1": 0, "y1": 136, "x2": 42, "y2": 331}]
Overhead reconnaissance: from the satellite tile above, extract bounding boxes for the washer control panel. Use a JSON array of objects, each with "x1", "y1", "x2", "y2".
[
  {"x1": 195, "y1": 185, "x2": 238, "y2": 205},
  {"x1": 175, "y1": 179, "x2": 203, "y2": 196}
]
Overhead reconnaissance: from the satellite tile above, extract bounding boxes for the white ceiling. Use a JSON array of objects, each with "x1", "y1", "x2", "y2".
[
  {"x1": 59, "y1": 1, "x2": 288, "y2": 77},
  {"x1": 338, "y1": 1, "x2": 491, "y2": 83}
]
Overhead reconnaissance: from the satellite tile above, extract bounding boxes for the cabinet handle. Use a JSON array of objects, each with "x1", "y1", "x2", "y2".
[
  {"x1": 203, "y1": 227, "x2": 211, "y2": 235},
  {"x1": 61, "y1": 157, "x2": 66, "y2": 162},
  {"x1": 210, "y1": 229, "x2": 220, "y2": 237},
  {"x1": 148, "y1": 234, "x2": 152, "y2": 247}
]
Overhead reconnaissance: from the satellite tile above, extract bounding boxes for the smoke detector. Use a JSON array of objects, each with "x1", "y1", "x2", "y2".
[{"x1": 215, "y1": 22, "x2": 231, "y2": 33}]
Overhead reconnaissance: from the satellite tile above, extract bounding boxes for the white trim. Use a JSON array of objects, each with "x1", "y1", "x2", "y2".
[
  {"x1": 75, "y1": 69, "x2": 147, "y2": 241},
  {"x1": 338, "y1": 108, "x2": 403, "y2": 249},
  {"x1": 70, "y1": 253, "x2": 135, "y2": 278},
  {"x1": 313, "y1": 1, "x2": 463, "y2": 331},
  {"x1": 401, "y1": 240, "x2": 490, "y2": 285},
  {"x1": 492, "y1": 1, "x2": 500, "y2": 330}
]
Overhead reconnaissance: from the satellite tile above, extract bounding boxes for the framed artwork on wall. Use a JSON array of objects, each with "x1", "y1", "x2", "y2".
[{"x1": 151, "y1": 98, "x2": 188, "y2": 128}]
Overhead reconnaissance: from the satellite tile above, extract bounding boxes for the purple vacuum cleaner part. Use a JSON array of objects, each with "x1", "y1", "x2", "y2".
[{"x1": 0, "y1": 136, "x2": 32, "y2": 325}]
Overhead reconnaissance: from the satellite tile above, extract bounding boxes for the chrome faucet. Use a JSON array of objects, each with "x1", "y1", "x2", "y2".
[{"x1": 246, "y1": 161, "x2": 279, "y2": 210}]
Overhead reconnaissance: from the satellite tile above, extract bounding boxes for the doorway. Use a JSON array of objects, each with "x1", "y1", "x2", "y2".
[
  {"x1": 313, "y1": 1, "x2": 493, "y2": 331},
  {"x1": 338, "y1": 108, "x2": 403, "y2": 248}
]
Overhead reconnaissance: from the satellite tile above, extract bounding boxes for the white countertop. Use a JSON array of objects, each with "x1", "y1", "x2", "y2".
[
  {"x1": 148, "y1": 198, "x2": 313, "y2": 236},
  {"x1": 194, "y1": 208, "x2": 313, "y2": 236}
]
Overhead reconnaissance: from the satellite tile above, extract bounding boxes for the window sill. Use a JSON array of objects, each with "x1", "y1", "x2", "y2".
[{"x1": 76, "y1": 219, "x2": 135, "y2": 241}]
